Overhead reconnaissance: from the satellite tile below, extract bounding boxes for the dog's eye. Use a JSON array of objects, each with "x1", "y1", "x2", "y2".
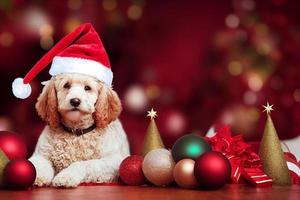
[
  {"x1": 64, "y1": 82, "x2": 71, "y2": 89},
  {"x1": 85, "y1": 85, "x2": 91, "y2": 91}
]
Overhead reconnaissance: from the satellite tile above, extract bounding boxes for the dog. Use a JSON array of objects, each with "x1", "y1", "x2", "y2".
[{"x1": 29, "y1": 73, "x2": 130, "y2": 188}]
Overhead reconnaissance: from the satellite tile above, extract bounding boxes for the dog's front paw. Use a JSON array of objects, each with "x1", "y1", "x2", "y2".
[
  {"x1": 34, "y1": 175, "x2": 52, "y2": 187},
  {"x1": 52, "y1": 169, "x2": 82, "y2": 188},
  {"x1": 29, "y1": 155, "x2": 54, "y2": 187}
]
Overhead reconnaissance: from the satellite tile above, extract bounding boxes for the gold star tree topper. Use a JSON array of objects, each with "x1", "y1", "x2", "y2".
[
  {"x1": 263, "y1": 102, "x2": 274, "y2": 115},
  {"x1": 147, "y1": 108, "x2": 157, "y2": 119}
]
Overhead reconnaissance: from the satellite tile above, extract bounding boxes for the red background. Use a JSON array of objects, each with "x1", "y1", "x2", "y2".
[{"x1": 0, "y1": 0, "x2": 300, "y2": 156}]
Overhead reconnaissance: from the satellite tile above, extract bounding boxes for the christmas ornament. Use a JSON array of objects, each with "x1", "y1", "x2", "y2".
[
  {"x1": 172, "y1": 134, "x2": 211, "y2": 162},
  {"x1": 194, "y1": 151, "x2": 231, "y2": 190},
  {"x1": 12, "y1": 23, "x2": 113, "y2": 99},
  {"x1": 119, "y1": 155, "x2": 145, "y2": 186},
  {"x1": 259, "y1": 103, "x2": 291, "y2": 185},
  {"x1": 142, "y1": 148, "x2": 175, "y2": 186},
  {"x1": 0, "y1": 131, "x2": 27, "y2": 160},
  {"x1": 3, "y1": 159, "x2": 36, "y2": 190},
  {"x1": 0, "y1": 149, "x2": 9, "y2": 184},
  {"x1": 141, "y1": 108, "x2": 165, "y2": 157},
  {"x1": 173, "y1": 159, "x2": 199, "y2": 189}
]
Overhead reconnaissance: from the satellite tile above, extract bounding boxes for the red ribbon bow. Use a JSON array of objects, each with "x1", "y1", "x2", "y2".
[
  {"x1": 206, "y1": 126, "x2": 272, "y2": 187},
  {"x1": 284, "y1": 152, "x2": 300, "y2": 185}
]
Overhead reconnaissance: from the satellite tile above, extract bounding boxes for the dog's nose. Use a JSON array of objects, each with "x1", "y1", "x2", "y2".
[{"x1": 70, "y1": 98, "x2": 81, "y2": 107}]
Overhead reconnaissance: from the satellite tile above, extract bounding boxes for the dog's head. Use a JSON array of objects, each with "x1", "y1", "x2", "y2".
[{"x1": 35, "y1": 73, "x2": 122, "y2": 129}]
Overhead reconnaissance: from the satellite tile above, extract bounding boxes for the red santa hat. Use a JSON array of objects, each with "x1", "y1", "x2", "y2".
[{"x1": 12, "y1": 22, "x2": 113, "y2": 99}]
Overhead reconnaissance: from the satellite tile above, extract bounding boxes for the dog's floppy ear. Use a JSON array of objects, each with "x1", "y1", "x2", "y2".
[
  {"x1": 94, "y1": 84, "x2": 122, "y2": 129},
  {"x1": 35, "y1": 78, "x2": 60, "y2": 128}
]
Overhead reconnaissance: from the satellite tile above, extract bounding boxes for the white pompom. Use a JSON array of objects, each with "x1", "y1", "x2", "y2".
[{"x1": 12, "y1": 78, "x2": 32, "y2": 99}]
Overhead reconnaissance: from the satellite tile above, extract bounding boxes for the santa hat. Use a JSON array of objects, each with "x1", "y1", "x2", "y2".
[{"x1": 12, "y1": 22, "x2": 113, "y2": 99}]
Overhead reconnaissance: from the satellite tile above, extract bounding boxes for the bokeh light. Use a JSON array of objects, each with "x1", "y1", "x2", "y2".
[
  {"x1": 124, "y1": 85, "x2": 148, "y2": 113},
  {"x1": 225, "y1": 14, "x2": 239, "y2": 28},
  {"x1": 247, "y1": 74, "x2": 263, "y2": 92},
  {"x1": 127, "y1": 5, "x2": 143, "y2": 20},
  {"x1": 102, "y1": 0, "x2": 117, "y2": 11},
  {"x1": 0, "y1": 32, "x2": 14, "y2": 47}
]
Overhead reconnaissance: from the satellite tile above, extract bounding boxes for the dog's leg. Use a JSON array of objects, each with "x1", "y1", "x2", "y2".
[
  {"x1": 52, "y1": 154, "x2": 125, "y2": 187},
  {"x1": 29, "y1": 127, "x2": 55, "y2": 187},
  {"x1": 29, "y1": 154, "x2": 55, "y2": 186},
  {"x1": 84, "y1": 155, "x2": 124, "y2": 183},
  {"x1": 51, "y1": 161, "x2": 86, "y2": 188}
]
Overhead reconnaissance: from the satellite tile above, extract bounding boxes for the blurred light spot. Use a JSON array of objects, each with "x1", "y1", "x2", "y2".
[
  {"x1": 0, "y1": 32, "x2": 14, "y2": 47},
  {"x1": 39, "y1": 23, "x2": 54, "y2": 37},
  {"x1": 24, "y1": 8, "x2": 49, "y2": 33},
  {"x1": 222, "y1": 111, "x2": 234, "y2": 125},
  {"x1": 0, "y1": 116, "x2": 12, "y2": 131},
  {"x1": 248, "y1": 74, "x2": 263, "y2": 92},
  {"x1": 0, "y1": 117, "x2": 12, "y2": 131},
  {"x1": 293, "y1": 89, "x2": 300, "y2": 102},
  {"x1": 228, "y1": 61, "x2": 243, "y2": 76},
  {"x1": 225, "y1": 14, "x2": 239, "y2": 28},
  {"x1": 146, "y1": 85, "x2": 160, "y2": 100},
  {"x1": 68, "y1": 0, "x2": 82, "y2": 10},
  {"x1": 127, "y1": 5, "x2": 143, "y2": 20},
  {"x1": 241, "y1": 0, "x2": 255, "y2": 11},
  {"x1": 40, "y1": 36, "x2": 54, "y2": 50},
  {"x1": 257, "y1": 42, "x2": 271, "y2": 55},
  {"x1": 107, "y1": 12, "x2": 125, "y2": 28},
  {"x1": 102, "y1": 0, "x2": 117, "y2": 11},
  {"x1": 243, "y1": 91, "x2": 257, "y2": 105},
  {"x1": 124, "y1": 85, "x2": 148, "y2": 113},
  {"x1": 165, "y1": 111, "x2": 186, "y2": 135},
  {"x1": 64, "y1": 18, "x2": 82, "y2": 34}
]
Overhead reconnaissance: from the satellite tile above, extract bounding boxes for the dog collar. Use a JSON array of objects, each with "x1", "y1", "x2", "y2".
[{"x1": 60, "y1": 123, "x2": 97, "y2": 136}]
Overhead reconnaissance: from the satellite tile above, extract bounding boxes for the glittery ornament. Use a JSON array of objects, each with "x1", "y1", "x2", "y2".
[
  {"x1": 119, "y1": 155, "x2": 145, "y2": 186},
  {"x1": 142, "y1": 148, "x2": 175, "y2": 186}
]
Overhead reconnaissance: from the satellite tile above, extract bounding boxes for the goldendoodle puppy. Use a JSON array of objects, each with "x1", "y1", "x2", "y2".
[{"x1": 29, "y1": 73, "x2": 130, "y2": 187}]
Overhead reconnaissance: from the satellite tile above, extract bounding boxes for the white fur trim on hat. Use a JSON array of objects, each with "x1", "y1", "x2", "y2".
[{"x1": 49, "y1": 56, "x2": 113, "y2": 86}]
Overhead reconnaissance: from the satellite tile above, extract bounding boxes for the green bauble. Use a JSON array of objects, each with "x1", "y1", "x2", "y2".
[{"x1": 172, "y1": 134, "x2": 211, "y2": 162}]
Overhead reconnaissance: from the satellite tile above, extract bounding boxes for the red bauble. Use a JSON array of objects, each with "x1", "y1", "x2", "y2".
[
  {"x1": 3, "y1": 159, "x2": 36, "y2": 190},
  {"x1": 0, "y1": 131, "x2": 27, "y2": 160},
  {"x1": 119, "y1": 155, "x2": 146, "y2": 186},
  {"x1": 194, "y1": 151, "x2": 231, "y2": 190}
]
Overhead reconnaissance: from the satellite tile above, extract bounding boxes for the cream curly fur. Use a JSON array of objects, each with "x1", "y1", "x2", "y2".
[{"x1": 29, "y1": 73, "x2": 130, "y2": 188}]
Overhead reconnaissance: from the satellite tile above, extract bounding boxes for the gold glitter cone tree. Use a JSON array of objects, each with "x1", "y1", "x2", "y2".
[
  {"x1": 259, "y1": 103, "x2": 291, "y2": 185},
  {"x1": 141, "y1": 108, "x2": 165, "y2": 157},
  {"x1": 0, "y1": 149, "x2": 9, "y2": 185}
]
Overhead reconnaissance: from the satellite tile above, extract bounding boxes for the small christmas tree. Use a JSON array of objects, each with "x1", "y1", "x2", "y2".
[
  {"x1": 0, "y1": 149, "x2": 9, "y2": 185},
  {"x1": 259, "y1": 103, "x2": 291, "y2": 185},
  {"x1": 141, "y1": 108, "x2": 165, "y2": 157}
]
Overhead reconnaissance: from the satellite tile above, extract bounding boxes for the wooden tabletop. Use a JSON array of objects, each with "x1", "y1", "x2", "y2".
[{"x1": 0, "y1": 184, "x2": 299, "y2": 200}]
